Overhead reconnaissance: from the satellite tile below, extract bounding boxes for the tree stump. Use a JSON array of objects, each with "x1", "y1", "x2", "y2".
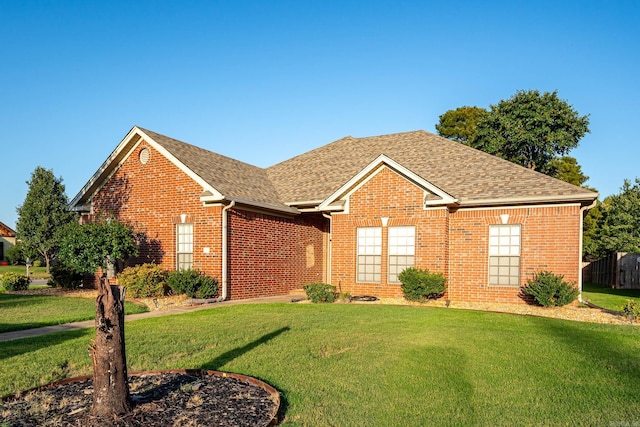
[{"x1": 90, "y1": 277, "x2": 131, "y2": 418}]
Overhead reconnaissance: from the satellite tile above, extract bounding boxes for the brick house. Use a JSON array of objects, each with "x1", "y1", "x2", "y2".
[
  {"x1": 0, "y1": 221, "x2": 16, "y2": 263},
  {"x1": 70, "y1": 126, "x2": 597, "y2": 303}
]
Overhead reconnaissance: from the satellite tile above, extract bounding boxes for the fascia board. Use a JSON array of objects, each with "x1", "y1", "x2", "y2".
[
  {"x1": 458, "y1": 193, "x2": 599, "y2": 208},
  {"x1": 69, "y1": 126, "x2": 224, "y2": 210},
  {"x1": 69, "y1": 126, "x2": 142, "y2": 208},
  {"x1": 136, "y1": 128, "x2": 223, "y2": 198},
  {"x1": 318, "y1": 154, "x2": 457, "y2": 211}
]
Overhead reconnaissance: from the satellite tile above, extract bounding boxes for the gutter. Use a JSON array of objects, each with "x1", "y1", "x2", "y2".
[
  {"x1": 209, "y1": 200, "x2": 235, "y2": 303},
  {"x1": 578, "y1": 198, "x2": 598, "y2": 303},
  {"x1": 322, "y1": 213, "x2": 332, "y2": 283},
  {"x1": 184, "y1": 200, "x2": 235, "y2": 305}
]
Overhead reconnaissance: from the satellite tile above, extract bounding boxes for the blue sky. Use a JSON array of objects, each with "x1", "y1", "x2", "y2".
[{"x1": 1, "y1": 0, "x2": 638, "y2": 228}]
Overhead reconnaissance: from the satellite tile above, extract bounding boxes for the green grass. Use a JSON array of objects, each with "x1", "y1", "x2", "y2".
[
  {"x1": 0, "y1": 265, "x2": 49, "y2": 279},
  {"x1": 0, "y1": 294, "x2": 148, "y2": 333},
  {"x1": 1, "y1": 304, "x2": 639, "y2": 426},
  {"x1": 582, "y1": 283, "x2": 640, "y2": 312}
]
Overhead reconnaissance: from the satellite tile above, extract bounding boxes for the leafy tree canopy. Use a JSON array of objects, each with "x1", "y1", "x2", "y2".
[
  {"x1": 473, "y1": 90, "x2": 590, "y2": 174},
  {"x1": 548, "y1": 156, "x2": 589, "y2": 187},
  {"x1": 16, "y1": 167, "x2": 76, "y2": 272},
  {"x1": 435, "y1": 106, "x2": 489, "y2": 145},
  {"x1": 594, "y1": 179, "x2": 640, "y2": 255},
  {"x1": 57, "y1": 219, "x2": 139, "y2": 275}
]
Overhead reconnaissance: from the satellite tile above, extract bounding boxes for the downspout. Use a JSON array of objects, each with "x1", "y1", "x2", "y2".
[
  {"x1": 322, "y1": 213, "x2": 332, "y2": 284},
  {"x1": 578, "y1": 199, "x2": 597, "y2": 303},
  {"x1": 185, "y1": 200, "x2": 235, "y2": 305},
  {"x1": 218, "y1": 200, "x2": 236, "y2": 302}
]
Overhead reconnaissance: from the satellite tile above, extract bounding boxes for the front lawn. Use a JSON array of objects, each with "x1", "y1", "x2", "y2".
[
  {"x1": 1, "y1": 304, "x2": 638, "y2": 426},
  {"x1": 582, "y1": 282, "x2": 640, "y2": 311},
  {"x1": 0, "y1": 265, "x2": 49, "y2": 279},
  {"x1": 0, "y1": 293, "x2": 148, "y2": 333}
]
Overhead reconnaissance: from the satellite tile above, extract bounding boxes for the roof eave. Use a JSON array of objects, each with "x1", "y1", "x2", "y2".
[{"x1": 457, "y1": 192, "x2": 599, "y2": 208}]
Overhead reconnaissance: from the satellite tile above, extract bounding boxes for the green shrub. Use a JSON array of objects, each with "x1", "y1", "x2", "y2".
[
  {"x1": 49, "y1": 263, "x2": 84, "y2": 289},
  {"x1": 1, "y1": 272, "x2": 31, "y2": 291},
  {"x1": 302, "y1": 282, "x2": 337, "y2": 303},
  {"x1": 118, "y1": 264, "x2": 168, "y2": 298},
  {"x1": 522, "y1": 271, "x2": 579, "y2": 307},
  {"x1": 622, "y1": 300, "x2": 640, "y2": 321},
  {"x1": 167, "y1": 269, "x2": 219, "y2": 299},
  {"x1": 194, "y1": 275, "x2": 219, "y2": 299},
  {"x1": 5, "y1": 244, "x2": 24, "y2": 265},
  {"x1": 399, "y1": 267, "x2": 446, "y2": 301}
]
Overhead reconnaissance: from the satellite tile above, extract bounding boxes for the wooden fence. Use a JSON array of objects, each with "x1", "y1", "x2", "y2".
[{"x1": 583, "y1": 252, "x2": 640, "y2": 289}]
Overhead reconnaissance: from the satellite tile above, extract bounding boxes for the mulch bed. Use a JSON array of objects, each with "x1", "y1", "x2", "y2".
[{"x1": 1, "y1": 370, "x2": 279, "y2": 427}]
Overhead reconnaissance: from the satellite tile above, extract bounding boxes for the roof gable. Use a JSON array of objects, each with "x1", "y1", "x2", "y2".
[
  {"x1": 318, "y1": 155, "x2": 457, "y2": 211},
  {"x1": 267, "y1": 130, "x2": 598, "y2": 207},
  {"x1": 70, "y1": 126, "x2": 297, "y2": 214},
  {"x1": 71, "y1": 127, "x2": 598, "y2": 216},
  {"x1": 0, "y1": 221, "x2": 15, "y2": 237}
]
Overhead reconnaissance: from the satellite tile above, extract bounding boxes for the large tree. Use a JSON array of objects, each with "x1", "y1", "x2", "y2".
[
  {"x1": 57, "y1": 219, "x2": 139, "y2": 419},
  {"x1": 472, "y1": 90, "x2": 590, "y2": 174},
  {"x1": 592, "y1": 179, "x2": 640, "y2": 256},
  {"x1": 548, "y1": 156, "x2": 589, "y2": 187},
  {"x1": 16, "y1": 167, "x2": 76, "y2": 273},
  {"x1": 435, "y1": 106, "x2": 489, "y2": 145}
]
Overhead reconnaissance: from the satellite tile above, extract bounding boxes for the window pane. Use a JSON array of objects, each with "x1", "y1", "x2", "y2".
[
  {"x1": 176, "y1": 224, "x2": 194, "y2": 270},
  {"x1": 488, "y1": 224, "x2": 521, "y2": 287}
]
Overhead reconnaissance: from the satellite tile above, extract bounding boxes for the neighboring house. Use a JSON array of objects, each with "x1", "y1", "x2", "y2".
[
  {"x1": 70, "y1": 126, "x2": 598, "y2": 303},
  {"x1": 0, "y1": 221, "x2": 16, "y2": 263}
]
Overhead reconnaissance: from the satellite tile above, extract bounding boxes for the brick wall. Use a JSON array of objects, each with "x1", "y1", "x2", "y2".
[
  {"x1": 448, "y1": 205, "x2": 581, "y2": 303},
  {"x1": 329, "y1": 166, "x2": 583, "y2": 303},
  {"x1": 228, "y1": 210, "x2": 327, "y2": 299},
  {"x1": 90, "y1": 140, "x2": 327, "y2": 300},
  {"x1": 331, "y1": 167, "x2": 448, "y2": 298},
  {"x1": 90, "y1": 142, "x2": 223, "y2": 282}
]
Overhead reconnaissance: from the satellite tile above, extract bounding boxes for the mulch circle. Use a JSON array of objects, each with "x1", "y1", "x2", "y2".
[{"x1": 1, "y1": 370, "x2": 280, "y2": 426}]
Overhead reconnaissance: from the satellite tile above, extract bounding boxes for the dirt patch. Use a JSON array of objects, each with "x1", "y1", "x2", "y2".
[
  {"x1": 349, "y1": 297, "x2": 635, "y2": 325},
  {"x1": 1, "y1": 371, "x2": 279, "y2": 427},
  {"x1": 10, "y1": 288, "x2": 190, "y2": 312}
]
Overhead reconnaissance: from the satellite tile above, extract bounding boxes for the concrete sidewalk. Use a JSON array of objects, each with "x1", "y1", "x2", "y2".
[{"x1": 0, "y1": 295, "x2": 298, "y2": 342}]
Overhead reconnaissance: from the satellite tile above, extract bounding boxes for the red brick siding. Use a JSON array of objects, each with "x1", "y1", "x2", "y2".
[
  {"x1": 228, "y1": 210, "x2": 326, "y2": 299},
  {"x1": 89, "y1": 142, "x2": 223, "y2": 282},
  {"x1": 447, "y1": 206, "x2": 581, "y2": 303},
  {"x1": 331, "y1": 167, "x2": 448, "y2": 298},
  {"x1": 330, "y1": 166, "x2": 583, "y2": 303}
]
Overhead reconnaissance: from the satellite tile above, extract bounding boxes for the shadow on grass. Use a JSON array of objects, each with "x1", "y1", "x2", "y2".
[
  {"x1": 583, "y1": 283, "x2": 640, "y2": 298},
  {"x1": 199, "y1": 326, "x2": 291, "y2": 421},
  {"x1": 0, "y1": 328, "x2": 93, "y2": 361},
  {"x1": 542, "y1": 319, "x2": 640, "y2": 390}
]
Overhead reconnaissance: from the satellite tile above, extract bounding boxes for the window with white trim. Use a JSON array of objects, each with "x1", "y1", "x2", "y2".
[
  {"x1": 388, "y1": 226, "x2": 415, "y2": 283},
  {"x1": 357, "y1": 227, "x2": 381, "y2": 283},
  {"x1": 488, "y1": 224, "x2": 521, "y2": 286},
  {"x1": 176, "y1": 223, "x2": 193, "y2": 270}
]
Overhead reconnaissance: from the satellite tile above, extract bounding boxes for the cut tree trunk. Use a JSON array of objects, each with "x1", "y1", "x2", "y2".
[{"x1": 90, "y1": 277, "x2": 131, "y2": 418}]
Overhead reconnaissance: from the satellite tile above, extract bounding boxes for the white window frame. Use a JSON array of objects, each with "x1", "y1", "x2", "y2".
[
  {"x1": 176, "y1": 223, "x2": 194, "y2": 270},
  {"x1": 357, "y1": 227, "x2": 382, "y2": 283},
  {"x1": 488, "y1": 224, "x2": 521, "y2": 287},
  {"x1": 388, "y1": 226, "x2": 415, "y2": 283}
]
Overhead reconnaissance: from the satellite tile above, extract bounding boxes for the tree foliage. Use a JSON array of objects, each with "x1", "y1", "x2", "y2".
[
  {"x1": 548, "y1": 156, "x2": 589, "y2": 187},
  {"x1": 57, "y1": 219, "x2": 138, "y2": 275},
  {"x1": 473, "y1": 90, "x2": 590, "y2": 174},
  {"x1": 435, "y1": 106, "x2": 489, "y2": 145},
  {"x1": 594, "y1": 179, "x2": 640, "y2": 256},
  {"x1": 16, "y1": 167, "x2": 76, "y2": 273}
]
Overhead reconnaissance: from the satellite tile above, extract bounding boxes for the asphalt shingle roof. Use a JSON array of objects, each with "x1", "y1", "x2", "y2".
[
  {"x1": 131, "y1": 127, "x2": 596, "y2": 211},
  {"x1": 139, "y1": 128, "x2": 288, "y2": 210},
  {"x1": 265, "y1": 130, "x2": 597, "y2": 205}
]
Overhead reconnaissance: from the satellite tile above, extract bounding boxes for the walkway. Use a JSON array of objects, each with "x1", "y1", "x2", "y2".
[{"x1": 0, "y1": 294, "x2": 296, "y2": 342}]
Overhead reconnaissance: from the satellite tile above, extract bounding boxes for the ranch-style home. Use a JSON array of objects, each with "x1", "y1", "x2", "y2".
[
  {"x1": 0, "y1": 221, "x2": 16, "y2": 263},
  {"x1": 70, "y1": 126, "x2": 597, "y2": 303}
]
